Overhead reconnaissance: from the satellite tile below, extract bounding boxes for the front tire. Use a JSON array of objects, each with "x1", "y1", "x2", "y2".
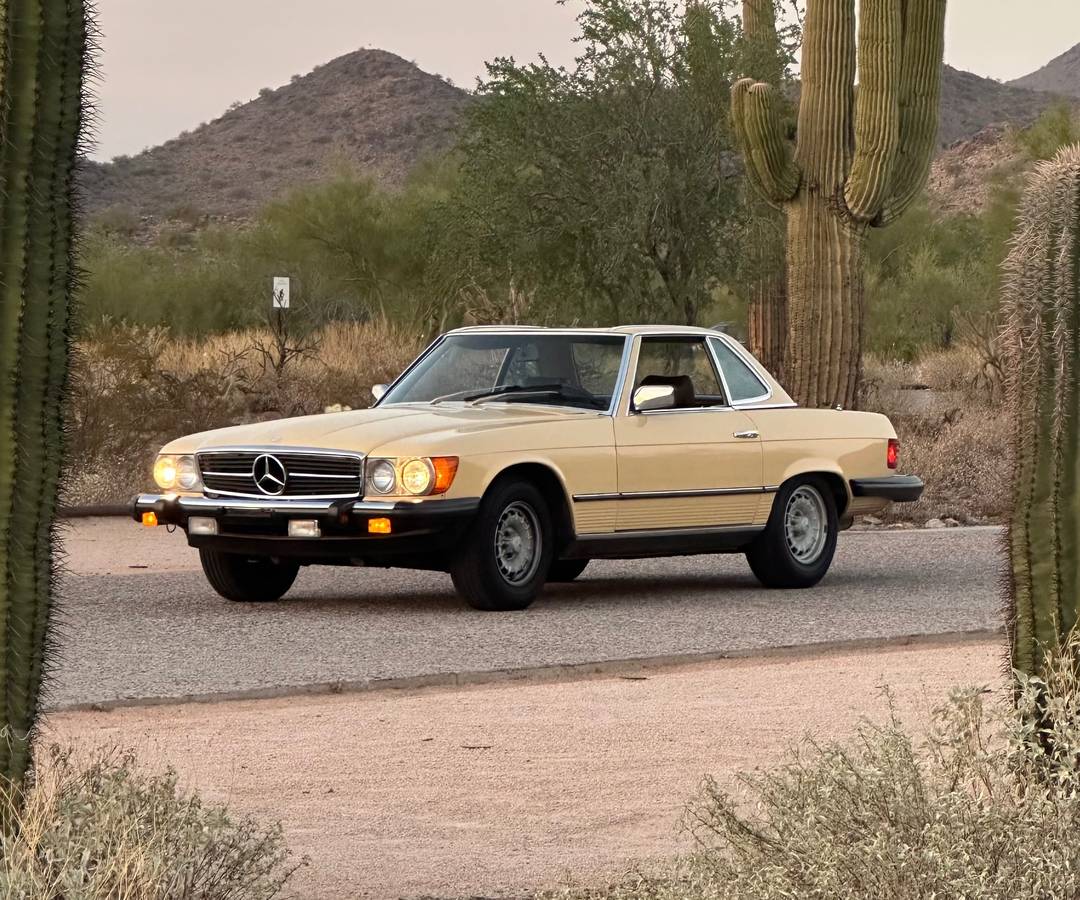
[
  {"x1": 746, "y1": 477, "x2": 838, "y2": 589},
  {"x1": 200, "y1": 549, "x2": 299, "y2": 603},
  {"x1": 451, "y1": 479, "x2": 554, "y2": 611}
]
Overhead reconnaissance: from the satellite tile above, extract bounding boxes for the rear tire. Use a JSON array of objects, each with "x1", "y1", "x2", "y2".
[
  {"x1": 746, "y1": 477, "x2": 838, "y2": 589},
  {"x1": 200, "y1": 549, "x2": 299, "y2": 603},
  {"x1": 548, "y1": 559, "x2": 590, "y2": 583},
  {"x1": 451, "y1": 478, "x2": 554, "y2": 611}
]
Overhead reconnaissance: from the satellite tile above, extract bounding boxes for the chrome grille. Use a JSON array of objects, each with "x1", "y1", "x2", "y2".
[{"x1": 197, "y1": 449, "x2": 364, "y2": 499}]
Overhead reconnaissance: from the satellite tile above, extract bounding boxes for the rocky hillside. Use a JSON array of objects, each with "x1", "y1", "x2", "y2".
[
  {"x1": 937, "y1": 65, "x2": 1061, "y2": 148},
  {"x1": 1010, "y1": 42, "x2": 1080, "y2": 97},
  {"x1": 82, "y1": 49, "x2": 469, "y2": 220},
  {"x1": 926, "y1": 125, "x2": 1019, "y2": 216}
]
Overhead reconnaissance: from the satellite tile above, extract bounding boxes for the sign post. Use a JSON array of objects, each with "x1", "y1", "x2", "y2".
[{"x1": 272, "y1": 276, "x2": 291, "y2": 309}]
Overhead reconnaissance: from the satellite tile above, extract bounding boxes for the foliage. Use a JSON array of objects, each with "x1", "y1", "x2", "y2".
[
  {"x1": 0, "y1": 0, "x2": 91, "y2": 784},
  {"x1": 432, "y1": 0, "x2": 747, "y2": 327},
  {"x1": 66, "y1": 320, "x2": 423, "y2": 507},
  {"x1": 1001, "y1": 143, "x2": 1080, "y2": 680},
  {"x1": 0, "y1": 746, "x2": 300, "y2": 898},
  {"x1": 571, "y1": 646, "x2": 1080, "y2": 900},
  {"x1": 1015, "y1": 102, "x2": 1080, "y2": 163}
]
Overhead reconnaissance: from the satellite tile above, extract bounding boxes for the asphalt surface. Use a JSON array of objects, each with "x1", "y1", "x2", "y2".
[{"x1": 50, "y1": 527, "x2": 1003, "y2": 709}]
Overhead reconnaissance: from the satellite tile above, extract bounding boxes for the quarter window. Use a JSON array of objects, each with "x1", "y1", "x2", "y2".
[{"x1": 709, "y1": 338, "x2": 769, "y2": 403}]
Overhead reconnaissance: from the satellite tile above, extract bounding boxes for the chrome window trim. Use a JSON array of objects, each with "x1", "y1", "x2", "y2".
[
  {"x1": 195, "y1": 447, "x2": 366, "y2": 502},
  {"x1": 378, "y1": 331, "x2": 633, "y2": 417},
  {"x1": 707, "y1": 334, "x2": 774, "y2": 406}
]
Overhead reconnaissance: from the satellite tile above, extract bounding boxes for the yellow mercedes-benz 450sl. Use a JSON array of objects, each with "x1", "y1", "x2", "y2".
[{"x1": 133, "y1": 326, "x2": 923, "y2": 611}]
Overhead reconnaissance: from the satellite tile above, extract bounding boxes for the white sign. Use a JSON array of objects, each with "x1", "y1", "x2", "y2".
[{"x1": 272, "y1": 276, "x2": 290, "y2": 309}]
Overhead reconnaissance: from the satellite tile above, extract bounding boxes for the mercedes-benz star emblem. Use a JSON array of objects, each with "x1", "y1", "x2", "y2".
[{"x1": 252, "y1": 454, "x2": 287, "y2": 496}]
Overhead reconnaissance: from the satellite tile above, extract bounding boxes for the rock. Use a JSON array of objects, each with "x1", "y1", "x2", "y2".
[
  {"x1": 862, "y1": 515, "x2": 884, "y2": 526},
  {"x1": 925, "y1": 518, "x2": 946, "y2": 529},
  {"x1": 943, "y1": 517, "x2": 961, "y2": 528}
]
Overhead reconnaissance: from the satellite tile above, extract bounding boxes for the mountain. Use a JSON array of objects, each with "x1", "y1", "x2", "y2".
[
  {"x1": 1010, "y1": 42, "x2": 1080, "y2": 98},
  {"x1": 937, "y1": 65, "x2": 1061, "y2": 148},
  {"x1": 82, "y1": 49, "x2": 470, "y2": 220}
]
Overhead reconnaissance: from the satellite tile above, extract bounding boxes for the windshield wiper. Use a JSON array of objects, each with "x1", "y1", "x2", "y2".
[
  {"x1": 471, "y1": 384, "x2": 607, "y2": 410},
  {"x1": 431, "y1": 384, "x2": 533, "y2": 405}
]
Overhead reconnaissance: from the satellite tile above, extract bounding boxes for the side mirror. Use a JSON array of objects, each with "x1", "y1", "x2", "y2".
[
  {"x1": 371, "y1": 383, "x2": 389, "y2": 403},
  {"x1": 632, "y1": 384, "x2": 675, "y2": 412}
]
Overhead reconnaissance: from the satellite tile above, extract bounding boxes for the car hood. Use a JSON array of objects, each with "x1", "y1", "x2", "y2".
[{"x1": 164, "y1": 403, "x2": 602, "y2": 455}]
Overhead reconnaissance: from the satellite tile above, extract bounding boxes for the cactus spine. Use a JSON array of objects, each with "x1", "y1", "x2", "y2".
[
  {"x1": 732, "y1": 0, "x2": 946, "y2": 408},
  {"x1": 0, "y1": 0, "x2": 90, "y2": 783},
  {"x1": 1002, "y1": 145, "x2": 1080, "y2": 679}
]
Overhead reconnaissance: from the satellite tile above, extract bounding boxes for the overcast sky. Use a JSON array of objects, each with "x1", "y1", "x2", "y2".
[{"x1": 92, "y1": 0, "x2": 1080, "y2": 161}]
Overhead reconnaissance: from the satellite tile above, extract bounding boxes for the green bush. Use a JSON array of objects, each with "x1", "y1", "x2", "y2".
[
  {"x1": 573, "y1": 650, "x2": 1080, "y2": 900},
  {"x1": 0, "y1": 747, "x2": 301, "y2": 898}
]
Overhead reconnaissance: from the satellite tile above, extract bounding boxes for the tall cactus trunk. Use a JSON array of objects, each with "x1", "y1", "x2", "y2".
[
  {"x1": 1002, "y1": 145, "x2": 1080, "y2": 680},
  {"x1": 747, "y1": 275, "x2": 786, "y2": 380},
  {"x1": 732, "y1": 0, "x2": 947, "y2": 409},
  {"x1": 0, "y1": 0, "x2": 90, "y2": 785},
  {"x1": 786, "y1": 195, "x2": 867, "y2": 409}
]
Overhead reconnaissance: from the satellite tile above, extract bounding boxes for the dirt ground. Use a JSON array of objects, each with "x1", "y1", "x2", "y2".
[{"x1": 47, "y1": 638, "x2": 1002, "y2": 900}]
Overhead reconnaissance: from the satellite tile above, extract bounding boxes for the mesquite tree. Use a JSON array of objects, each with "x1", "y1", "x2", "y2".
[
  {"x1": 1002, "y1": 145, "x2": 1080, "y2": 680},
  {"x1": 731, "y1": 0, "x2": 946, "y2": 408},
  {"x1": 0, "y1": 0, "x2": 91, "y2": 783}
]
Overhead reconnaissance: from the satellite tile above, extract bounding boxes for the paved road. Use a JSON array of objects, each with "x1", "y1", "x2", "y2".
[{"x1": 49, "y1": 527, "x2": 1003, "y2": 709}]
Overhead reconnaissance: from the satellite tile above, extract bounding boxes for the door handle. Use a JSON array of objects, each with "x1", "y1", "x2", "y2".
[{"x1": 734, "y1": 430, "x2": 760, "y2": 440}]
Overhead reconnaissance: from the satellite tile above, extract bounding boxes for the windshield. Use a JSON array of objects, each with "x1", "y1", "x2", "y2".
[{"x1": 382, "y1": 333, "x2": 628, "y2": 411}]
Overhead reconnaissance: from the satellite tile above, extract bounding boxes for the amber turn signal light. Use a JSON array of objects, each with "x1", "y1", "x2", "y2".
[
  {"x1": 368, "y1": 518, "x2": 392, "y2": 535},
  {"x1": 141, "y1": 512, "x2": 158, "y2": 528},
  {"x1": 432, "y1": 457, "x2": 459, "y2": 494}
]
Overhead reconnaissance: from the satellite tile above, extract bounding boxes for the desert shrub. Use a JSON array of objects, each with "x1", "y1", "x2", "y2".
[
  {"x1": 861, "y1": 350, "x2": 1008, "y2": 524},
  {"x1": 65, "y1": 320, "x2": 423, "y2": 506},
  {"x1": 0, "y1": 746, "x2": 300, "y2": 898},
  {"x1": 577, "y1": 651, "x2": 1080, "y2": 900},
  {"x1": 92, "y1": 205, "x2": 139, "y2": 237}
]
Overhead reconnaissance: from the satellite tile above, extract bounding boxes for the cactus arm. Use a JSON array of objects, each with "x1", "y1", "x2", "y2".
[
  {"x1": 744, "y1": 81, "x2": 800, "y2": 201},
  {"x1": 732, "y1": 78, "x2": 800, "y2": 203},
  {"x1": 877, "y1": 0, "x2": 947, "y2": 226},
  {"x1": 794, "y1": 0, "x2": 856, "y2": 194},
  {"x1": 843, "y1": 0, "x2": 902, "y2": 222}
]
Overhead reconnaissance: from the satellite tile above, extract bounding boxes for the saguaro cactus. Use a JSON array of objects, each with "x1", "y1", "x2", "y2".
[
  {"x1": 1002, "y1": 145, "x2": 1080, "y2": 679},
  {"x1": 0, "y1": 0, "x2": 91, "y2": 783},
  {"x1": 732, "y1": 0, "x2": 947, "y2": 408},
  {"x1": 739, "y1": 0, "x2": 788, "y2": 379}
]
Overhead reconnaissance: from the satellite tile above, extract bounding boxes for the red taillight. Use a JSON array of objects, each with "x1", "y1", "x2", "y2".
[{"x1": 887, "y1": 439, "x2": 900, "y2": 470}]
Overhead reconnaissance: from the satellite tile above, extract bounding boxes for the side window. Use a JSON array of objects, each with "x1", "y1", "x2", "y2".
[
  {"x1": 709, "y1": 338, "x2": 769, "y2": 403},
  {"x1": 634, "y1": 338, "x2": 725, "y2": 407}
]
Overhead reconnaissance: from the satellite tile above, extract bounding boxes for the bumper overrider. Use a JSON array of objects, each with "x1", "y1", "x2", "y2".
[
  {"x1": 131, "y1": 493, "x2": 481, "y2": 565},
  {"x1": 849, "y1": 475, "x2": 925, "y2": 504}
]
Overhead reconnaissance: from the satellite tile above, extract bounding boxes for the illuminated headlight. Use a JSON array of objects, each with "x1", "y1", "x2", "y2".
[
  {"x1": 366, "y1": 457, "x2": 458, "y2": 498},
  {"x1": 401, "y1": 458, "x2": 435, "y2": 496},
  {"x1": 368, "y1": 459, "x2": 397, "y2": 494},
  {"x1": 154, "y1": 454, "x2": 202, "y2": 492}
]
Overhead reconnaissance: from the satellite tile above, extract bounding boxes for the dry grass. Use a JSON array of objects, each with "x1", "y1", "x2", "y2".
[
  {"x1": 0, "y1": 746, "x2": 299, "y2": 898},
  {"x1": 863, "y1": 347, "x2": 1009, "y2": 525},
  {"x1": 66, "y1": 320, "x2": 423, "y2": 507}
]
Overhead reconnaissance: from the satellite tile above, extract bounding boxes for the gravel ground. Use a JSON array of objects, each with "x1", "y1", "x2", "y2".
[
  {"x1": 50, "y1": 520, "x2": 1004, "y2": 709},
  {"x1": 46, "y1": 638, "x2": 1003, "y2": 900}
]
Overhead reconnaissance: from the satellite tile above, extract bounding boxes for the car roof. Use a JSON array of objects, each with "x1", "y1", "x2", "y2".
[{"x1": 446, "y1": 324, "x2": 723, "y2": 337}]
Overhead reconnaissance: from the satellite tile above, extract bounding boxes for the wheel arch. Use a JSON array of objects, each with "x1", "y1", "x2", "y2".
[
  {"x1": 776, "y1": 468, "x2": 850, "y2": 519},
  {"x1": 482, "y1": 461, "x2": 576, "y2": 551}
]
